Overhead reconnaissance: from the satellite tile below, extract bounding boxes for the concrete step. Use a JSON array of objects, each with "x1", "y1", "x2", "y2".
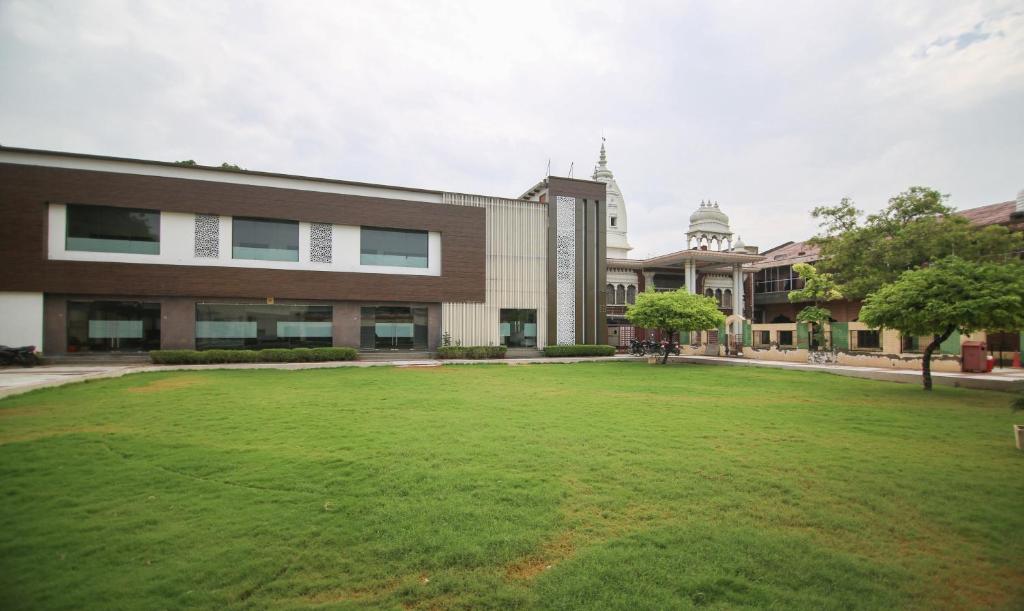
[{"x1": 357, "y1": 351, "x2": 434, "y2": 361}]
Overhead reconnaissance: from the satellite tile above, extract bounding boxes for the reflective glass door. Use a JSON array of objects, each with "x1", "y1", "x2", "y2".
[
  {"x1": 499, "y1": 309, "x2": 537, "y2": 348},
  {"x1": 360, "y1": 306, "x2": 428, "y2": 350}
]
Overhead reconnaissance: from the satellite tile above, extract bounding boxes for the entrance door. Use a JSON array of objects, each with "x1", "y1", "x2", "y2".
[
  {"x1": 360, "y1": 306, "x2": 428, "y2": 350},
  {"x1": 499, "y1": 309, "x2": 537, "y2": 347}
]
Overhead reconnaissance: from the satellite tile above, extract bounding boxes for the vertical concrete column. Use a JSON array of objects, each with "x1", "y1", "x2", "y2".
[
  {"x1": 732, "y1": 264, "x2": 744, "y2": 334},
  {"x1": 686, "y1": 260, "x2": 697, "y2": 293},
  {"x1": 643, "y1": 271, "x2": 655, "y2": 292}
]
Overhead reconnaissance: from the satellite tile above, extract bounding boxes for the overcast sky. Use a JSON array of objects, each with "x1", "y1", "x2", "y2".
[{"x1": 1, "y1": 0, "x2": 1022, "y2": 256}]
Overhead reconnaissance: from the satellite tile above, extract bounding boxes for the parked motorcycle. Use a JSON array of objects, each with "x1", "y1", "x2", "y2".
[
  {"x1": 0, "y1": 345, "x2": 39, "y2": 367},
  {"x1": 628, "y1": 339, "x2": 646, "y2": 356},
  {"x1": 659, "y1": 340, "x2": 681, "y2": 357}
]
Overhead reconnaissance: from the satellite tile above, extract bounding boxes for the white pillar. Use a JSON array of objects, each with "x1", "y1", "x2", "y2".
[
  {"x1": 643, "y1": 271, "x2": 655, "y2": 292},
  {"x1": 732, "y1": 264, "x2": 744, "y2": 334}
]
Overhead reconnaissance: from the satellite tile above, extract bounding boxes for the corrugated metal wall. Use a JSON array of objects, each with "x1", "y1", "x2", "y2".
[{"x1": 441, "y1": 193, "x2": 548, "y2": 347}]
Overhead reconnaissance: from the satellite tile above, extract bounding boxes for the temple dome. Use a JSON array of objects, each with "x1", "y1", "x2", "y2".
[{"x1": 687, "y1": 201, "x2": 731, "y2": 235}]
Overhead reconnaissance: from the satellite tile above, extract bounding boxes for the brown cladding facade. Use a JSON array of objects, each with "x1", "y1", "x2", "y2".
[{"x1": 0, "y1": 163, "x2": 486, "y2": 303}]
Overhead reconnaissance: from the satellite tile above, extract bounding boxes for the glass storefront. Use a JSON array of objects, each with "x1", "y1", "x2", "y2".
[
  {"x1": 195, "y1": 303, "x2": 333, "y2": 349},
  {"x1": 67, "y1": 301, "x2": 161, "y2": 352},
  {"x1": 500, "y1": 309, "x2": 537, "y2": 348},
  {"x1": 360, "y1": 306, "x2": 428, "y2": 350}
]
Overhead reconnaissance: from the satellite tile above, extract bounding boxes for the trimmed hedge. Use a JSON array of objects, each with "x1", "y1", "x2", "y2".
[
  {"x1": 435, "y1": 346, "x2": 507, "y2": 360},
  {"x1": 150, "y1": 347, "x2": 358, "y2": 365},
  {"x1": 543, "y1": 344, "x2": 617, "y2": 357}
]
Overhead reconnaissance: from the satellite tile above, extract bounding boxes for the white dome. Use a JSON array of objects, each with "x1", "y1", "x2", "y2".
[{"x1": 687, "y1": 201, "x2": 731, "y2": 236}]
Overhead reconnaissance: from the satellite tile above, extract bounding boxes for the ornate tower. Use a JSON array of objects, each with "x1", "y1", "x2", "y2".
[{"x1": 592, "y1": 140, "x2": 633, "y2": 258}]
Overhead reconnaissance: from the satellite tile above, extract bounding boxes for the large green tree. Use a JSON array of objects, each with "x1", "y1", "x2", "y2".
[
  {"x1": 788, "y1": 263, "x2": 843, "y2": 349},
  {"x1": 626, "y1": 289, "x2": 725, "y2": 364},
  {"x1": 859, "y1": 257, "x2": 1024, "y2": 390},
  {"x1": 811, "y1": 187, "x2": 1023, "y2": 299}
]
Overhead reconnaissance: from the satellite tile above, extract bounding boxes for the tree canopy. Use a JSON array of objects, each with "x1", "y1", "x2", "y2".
[
  {"x1": 811, "y1": 187, "x2": 1023, "y2": 299},
  {"x1": 626, "y1": 289, "x2": 725, "y2": 363},
  {"x1": 859, "y1": 256, "x2": 1024, "y2": 389}
]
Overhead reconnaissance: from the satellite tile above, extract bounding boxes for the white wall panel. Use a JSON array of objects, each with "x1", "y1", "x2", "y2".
[
  {"x1": 0, "y1": 292, "x2": 44, "y2": 349},
  {"x1": 441, "y1": 194, "x2": 548, "y2": 347}
]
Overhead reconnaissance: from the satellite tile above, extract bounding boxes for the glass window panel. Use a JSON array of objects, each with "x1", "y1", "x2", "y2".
[
  {"x1": 232, "y1": 218, "x2": 299, "y2": 262},
  {"x1": 67, "y1": 301, "x2": 161, "y2": 352},
  {"x1": 66, "y1": 204, "x2": 160, "y2": 255},
  {"x1": 88, "y1": 320, "x2": 143, "y2": 339},
  {"x1": 360, "y1": 227, "x2": 428, "y2": 268},
  {"x1": 277, "y1": 321, "x2": 332, "y2": 338},
  {"x1": 195, "y1": 304, "x2": 332, "y2": 349}
]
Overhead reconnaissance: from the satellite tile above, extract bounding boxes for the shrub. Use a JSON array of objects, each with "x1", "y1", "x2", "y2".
[
  {"x1": 308, "y1": 347, "x2": 358, "y2": 362},
  {"x1": 435, "y1": 346, "x2": 507, "y2": 360},
  {"x1": 543, "y1": 344, "x2": 616, "y2": 357},
  {"x1": 150, "y1": 347, "x2": 357, "y2": 364}
]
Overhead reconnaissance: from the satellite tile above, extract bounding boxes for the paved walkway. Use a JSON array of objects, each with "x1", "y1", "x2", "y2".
[{"x1": 0, "y1": 354, "x2": 1020, "y2": 400}]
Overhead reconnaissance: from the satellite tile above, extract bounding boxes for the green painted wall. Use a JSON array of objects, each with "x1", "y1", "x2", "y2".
[
  {"x1": 831, "y1": 323, "x2": 849, "y2": 350},
  {"x1": 940, "y1": 330, "x2": 961, "y2": 355},
  {"x1": 797, "y1": 323, "x2": 810, "y2": 349},
  {"x1": 742, "y1": 322, "x2": 752, "y2": 347}
]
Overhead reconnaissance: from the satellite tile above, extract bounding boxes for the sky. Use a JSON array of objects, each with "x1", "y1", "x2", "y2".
[{"x1": 1, "y1": 0, "x2": 1022, "y2": 257}]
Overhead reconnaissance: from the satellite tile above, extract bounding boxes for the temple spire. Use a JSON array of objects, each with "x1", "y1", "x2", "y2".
[{"x1": 593, "y1": 137, "x2": 613, "y2": 180}]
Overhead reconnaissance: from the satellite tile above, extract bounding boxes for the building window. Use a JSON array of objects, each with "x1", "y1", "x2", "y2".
[
  {"x1": 616, "y1": 285, "x2": 626, "y2": 305},
  {"x1": 232, "y1": 217, "x2": 299, "y2": 261},
  {"x1": 778, "y1": 330, "x2": 794, "y2": 346},
  {"x1": 67, "y1": 301, "x2": 161, "y2": 352},
  {"x1": 196, "y1": 303, "x2": 332, "y2": 350},
  {"x1": 901, "y1": 335, "x2": 921, "y2": 352},
  {"x1": 754, "y1": 330, "x2": 771, "y2": 347},
  {"x1": 606, "y1": 284, "x2": 616, "y2": 305},
  {"x1": 500, "y1": 309, "x2": 537, "y2": 348},
  {"x1": 360, "y1": 227, "x2": 428, "y2": 268},
  {"x1": 852, "y1": 329, "x2": 881, "y2": 351},
  {"x1": 610, "y1": 216, "x2": 617, "y2": 228},
  {"x1": 754, "y1": 265, "x2": 806, "y2": 295},
  {"x1": 626, "y1": 285, "x2": 636, "y2": 304},
  {"x1": 66, "y1": 204, "x2": 160, "y2": 255}
]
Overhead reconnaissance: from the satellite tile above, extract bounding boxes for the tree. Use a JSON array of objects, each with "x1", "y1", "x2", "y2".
[
  {"x1": 811, "y1": 187, "x2": 1023, "y2": 299},
  {"x1": 626, "y1": 289, "x2": 725, "y2": 364},
  {"x1": 173, "y1": 159, "x2": 197, "y2": 167},
  {"x1": 859, "y1": 257, "x2": 1024, "y2": 390},
  {"x1": 788, "y1": 263, "x2": 842, "y2": 349}
]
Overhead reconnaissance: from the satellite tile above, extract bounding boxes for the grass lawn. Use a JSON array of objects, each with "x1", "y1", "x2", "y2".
[{"x1": 0, "y1": 363, "x2": 1021, "y2": 610}]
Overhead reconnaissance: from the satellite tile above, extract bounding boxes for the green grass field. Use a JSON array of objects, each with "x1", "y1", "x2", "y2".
[{"x1": 0, "y1": 363, "x2": 1021, "y2": 610}]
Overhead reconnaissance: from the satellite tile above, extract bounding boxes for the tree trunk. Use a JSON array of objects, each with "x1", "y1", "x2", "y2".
[
  {"x1": 921, "y1": 325, "x2": 956, "y2": 391},
  {"x1": 661, "y1": 330, "x2": 672, "y2": 365}
]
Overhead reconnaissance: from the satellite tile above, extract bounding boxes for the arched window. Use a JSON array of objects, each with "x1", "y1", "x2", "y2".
[
  {"x1": 715, "y1": 288, "x2": 723, "y2": 305},
  {"x1": 606, "y1": 284, "x2": 615, "y2": 305},
  {"x1": 705, "y1": 288, "x2": 714, "y2": 298},
  {"x1": 724, "y1": 288, "x2": 732, "y2": 306},
  {"x1": 616, "y1": 284, "x2": 626, "y2": 305},
  {"x1": 626, "y1": 285, "x2": 637, "y2": 304}
]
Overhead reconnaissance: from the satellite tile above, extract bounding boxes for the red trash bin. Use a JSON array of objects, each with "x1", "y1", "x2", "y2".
[{"x1": 961, "y1": 341, "x2": 987, "y2": 373}]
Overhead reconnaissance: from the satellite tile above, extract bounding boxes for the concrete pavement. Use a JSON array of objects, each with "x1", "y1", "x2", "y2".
[{"x1": 0, "y1": 353, "x2": 1020, "y2": 401}]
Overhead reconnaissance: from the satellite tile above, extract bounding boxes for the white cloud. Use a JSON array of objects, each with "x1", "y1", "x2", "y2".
[{"x1": 1, "y1": 0, "x2": 1021, "y2": 254}]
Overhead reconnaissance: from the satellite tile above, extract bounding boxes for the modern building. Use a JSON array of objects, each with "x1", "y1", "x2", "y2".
[{"x1": 0, "y1": 147, "x2": 607, "y2": 355}]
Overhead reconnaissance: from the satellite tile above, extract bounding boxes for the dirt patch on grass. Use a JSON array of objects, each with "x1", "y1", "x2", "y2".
[
  {"x1": 0, "y1": 424, "x2": 124, "y2": 445},
  {"x1": 126, "y1": 376, "x2": 208, "y2": 394},
  {"x1": 506, "y1": 529, "x2": 576, "y2": 580}
]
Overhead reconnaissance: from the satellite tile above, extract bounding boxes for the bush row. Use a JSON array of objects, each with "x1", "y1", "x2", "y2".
[
  {"x1": 435, "y1": 346, "x2": 508, "y2": 360},
  {"x1": 543, "y1": 344, "x2": 617, "y2": 357},
  {"x1": 150, "y1": 347, "x2": 358, "y2": 364}
]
